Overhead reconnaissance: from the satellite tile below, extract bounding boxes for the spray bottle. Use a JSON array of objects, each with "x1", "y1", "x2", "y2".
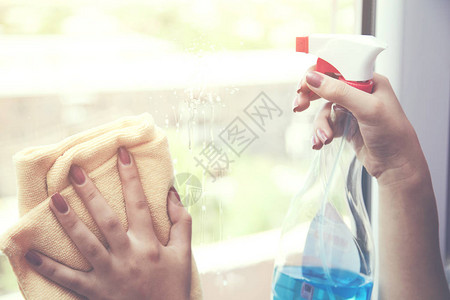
[{"x1": 272, "y1": 34, "x2": 386, "y2": 300}]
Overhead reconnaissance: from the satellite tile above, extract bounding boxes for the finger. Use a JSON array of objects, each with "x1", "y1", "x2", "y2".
[
  {"x1": 313, "y1": 102, "x2": 334, "y2": 145},
  {"x1": 69, "y1": 165, "x2": 129, "y2": 253},
  {"x1": 372, "y1": 73, "x2": 394, "y2": 94},
  {"x1": 166, "y1": 187, "x2": 192, "y2": 255},
  {"x1": 292, "y1": 88, "x2": 322, "y2": 113},
  {"x1": 296, "y1": 65, "x2": 317, "y2": 94},
  {"x1": 297, "y1": 79, "x2": 320, "y2": 100},
  {"x1": 25, "y1": 250, "x2": 94, "y2": 298},
  {"x1": 117, "y1": 147, "x2": 156, "y2": 241},
  {"x1": 49, "y1": 193, "x2": 110, "y2": 270},
  {"x1": 292, "y1": 91, "x2": 311, "y2": 113},
  {"x1": 312, "y1": 134, "x2": 323, "y2": 150},
  {"x1": 293, "y1": 66, "x2": 321, "y2": 113},
  {"x1": 304, "y1": 71, "x2": 375, "y2": 121},
  {"x1": 330, "y1": 104, "x2": 360, "y2": 139}
]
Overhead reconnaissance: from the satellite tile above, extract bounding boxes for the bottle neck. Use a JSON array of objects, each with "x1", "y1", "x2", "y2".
[{"x1": 329, "y1": 104, "x2": 359, "y2": 142}]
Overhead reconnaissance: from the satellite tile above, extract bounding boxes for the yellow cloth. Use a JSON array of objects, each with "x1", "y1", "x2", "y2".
[{"x1": 0, "y1": 113, "x2": 202, "y2": 300}]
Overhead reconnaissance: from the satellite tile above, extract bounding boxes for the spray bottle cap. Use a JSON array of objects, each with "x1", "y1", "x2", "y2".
[{"x1": 296, "y1": 34, "x2": 387, "y2": 91}]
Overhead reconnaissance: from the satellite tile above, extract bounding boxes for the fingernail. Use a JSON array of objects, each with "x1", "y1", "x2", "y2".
[
  {"x1": 306, "y1": 71, "x2": 323, "y2": 88},
  {"x1": 312, "y1": 135, "x2": 320, "y2": 150},
  {"x1": 25, "y1": 250, "x2": 42, "y2": 266},
  {"x1": 69, "y1": 165, "x2": 85, "y2": 185},
  {"x1": 316, "y1": 129, "x2": 328, "y2": 143},
  {"x1": 51, "y1": 193, "x2": 68, "y2": 214},
  {"x1": 292, "y1": 94, "x2": 300, "y2": 113},
  {"x1": 118, "y1": 147, "x2": 131, "y2": 165},
  {"x1": 169, "y1": 186, "x2": 181, "y2": 202}
]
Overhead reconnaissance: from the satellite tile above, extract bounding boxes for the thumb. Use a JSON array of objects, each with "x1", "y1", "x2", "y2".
[
  {"x1": 167, "y1": 187, "x2": 192, "y2": 252},
  {"x1": 305, "y1": 71, "x2": 374, "y2": 120}
]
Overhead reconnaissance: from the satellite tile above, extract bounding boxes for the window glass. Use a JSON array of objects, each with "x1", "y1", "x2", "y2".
[{"x1": 0, "y1": 0, "x2": 359, "y2": 296}]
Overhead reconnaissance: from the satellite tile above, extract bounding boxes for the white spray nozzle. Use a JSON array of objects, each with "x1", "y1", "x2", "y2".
[{"x1": 296, "y1": 34, "x2": 387, "y2": 82}]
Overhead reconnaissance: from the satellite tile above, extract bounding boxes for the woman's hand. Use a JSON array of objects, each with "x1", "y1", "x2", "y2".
[
  {"x1": 25, "y1": 147, "x2": 192, "y2": 300},
  {"x1": 293, "y1": 69, "x2": 450, "y2": 299},
  {"x1": 293, "y1": 69, "x2": 427, "y2": 186}
]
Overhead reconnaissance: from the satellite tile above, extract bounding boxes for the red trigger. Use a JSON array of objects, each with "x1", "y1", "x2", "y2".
[
  {"x1": 316, "y1": 58, "x2": 374, "y2": 93},
  {"x1": 316, "y1": 58, "x2": 341, "y2": 75}
]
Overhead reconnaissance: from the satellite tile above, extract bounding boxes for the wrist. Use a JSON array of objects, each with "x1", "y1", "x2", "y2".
[
  {"x1": 374, "y1": 127, "x2": 431, "y2": 189},
  {"x1": 377, "y1": 154, "x2": 433, "y2": 194}
]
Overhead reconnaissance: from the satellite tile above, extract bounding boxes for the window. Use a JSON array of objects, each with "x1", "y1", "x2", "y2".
[{"x1": 0, "y1": 0, "x2": 361, "y2": 298}]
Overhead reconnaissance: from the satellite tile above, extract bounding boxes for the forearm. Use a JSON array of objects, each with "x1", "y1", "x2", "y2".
[{"x1": 378, "y1": 163, "x2": 449, "y2": 300}]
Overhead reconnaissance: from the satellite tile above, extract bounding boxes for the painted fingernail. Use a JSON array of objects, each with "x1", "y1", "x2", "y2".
[
  {"x1": 51, "y1": 193, "x2": 68, "y2": 214},
  {"x1": 118, "y1": 147, "x2": 131, "y2": 165},
  {"x1": 292, "y1": 94, "x2": 300, "y2": 113},
  {"x1": 312, "y1": 135, "x2": 321, "y2": 150},
  {"x1": 69, "y1": 165, "x2": 85, "y2": 185},
  {"x1": 306, "y1": 71, "x2": 323, "y2": 88},
  {"x1": 169, "y1": 186, "x2": 181, "y2": 202},
  {"x1": 316, "y1": 129, "x2": 328, "y2": 143},
  {"x1": 25, "y1": 250, "x2": 42, "y2": 266}
]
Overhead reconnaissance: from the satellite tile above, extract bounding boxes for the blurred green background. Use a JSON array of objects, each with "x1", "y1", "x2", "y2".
[
  {"x1": 0, "y1": 0, "x2": 358, "y2": 295},
  {"x1": 0, "y1": 0, "x2": 356, "y2": 50}
]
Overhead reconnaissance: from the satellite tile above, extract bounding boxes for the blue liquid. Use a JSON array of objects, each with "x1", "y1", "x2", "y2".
[{"x1": 272, "y1": 266, "x2": 373, "y2": 300}]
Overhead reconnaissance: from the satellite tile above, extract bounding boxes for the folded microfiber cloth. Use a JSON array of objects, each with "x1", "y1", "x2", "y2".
[{"x1": 0, "y1": 113, "x2": 202, "y2": 299}]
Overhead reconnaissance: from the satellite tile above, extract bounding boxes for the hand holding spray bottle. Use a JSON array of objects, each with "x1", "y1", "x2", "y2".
[{"x1": 272, "y1": 34, "x2": 386, "y2": 300}]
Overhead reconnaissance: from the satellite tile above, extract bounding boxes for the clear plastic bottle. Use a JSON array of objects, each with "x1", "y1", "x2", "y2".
[
  {"x1": 272, "y1": 106, "x2": 375, "y2": 300},
  {"x1": 272, "y1": 34, "x2": 386, "y2": 300}
]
